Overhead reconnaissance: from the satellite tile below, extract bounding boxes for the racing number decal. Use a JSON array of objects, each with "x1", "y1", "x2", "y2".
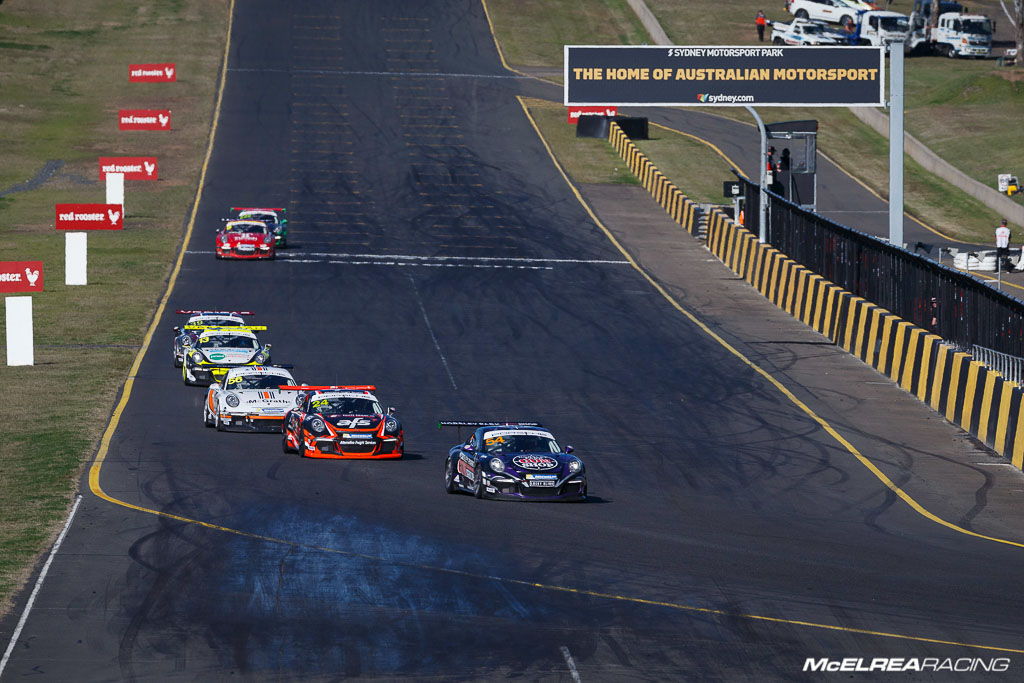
[
  {"x1": 311, "y1": 399, "x2": 329, "y2": 408},
  {"x1": 484, "y1": 436, "x2": 505, "y2": 446},
  {"x1": 227, "y1": 376, "x2": 242, "y2": 384}
]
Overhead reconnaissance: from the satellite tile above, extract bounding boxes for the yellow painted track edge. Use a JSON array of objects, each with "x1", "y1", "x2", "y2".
[{"x1": 88, "y1": 0, "x2": 237, "y2": 501}]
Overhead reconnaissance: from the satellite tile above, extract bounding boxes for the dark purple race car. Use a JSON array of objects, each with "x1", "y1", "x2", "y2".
[{"x1": 440, "y1": 421, "x2": 587, "y2": 502}]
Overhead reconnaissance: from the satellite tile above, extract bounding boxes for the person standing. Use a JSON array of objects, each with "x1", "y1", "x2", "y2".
[
  {"x1": 996, "y1": 219, "x2": 1012, "y2": 275},
  {"x1": 755, "y1": 10, "x2": 767, "y2": 42},
  {"x1": 996, "y1": 219, "x2": 1011, "y2": 250}
]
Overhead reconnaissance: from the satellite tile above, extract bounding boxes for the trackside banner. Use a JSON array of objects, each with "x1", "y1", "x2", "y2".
[
  {"x1": 98, "y1": 157, "x2": 159, "y2": 180},
  {"x1": 55, "y1": 204, "x2": 124, "y2": 230},
  {"x1": 564, "y1": 45, "x2": 885, "y2": 107},
  {"x1": 118, "y1": 109, "x2": 171, "y2": 130},
  {"x1": 0, "y1": 261, "x2": 44, "y2": 293},
  {"x1": 128, "y1": 63, "x2": 176, "y2": 82},
  {"x1": 567, "y1": 106, "x2": 617, "y2": 124}
]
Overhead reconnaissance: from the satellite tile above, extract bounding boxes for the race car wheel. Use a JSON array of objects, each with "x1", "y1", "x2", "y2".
[
  {"x1": 203, "y1": 406, "x2": 214, "y2": 428},
  {"x1": 772, "y1": 37, "x2": 784, "y2": 45},
  {"x1": 282, "y1": 431, "x2": 296, "y2": 454},
  {"x1": 839, "y1": 14, "x2": 852, "y2": 28},
  {"x1": 215, "y1": 412, "x2": 225, "y2": 431},
  {"x1": 795, "y1": 9, "x2": 808, "y2": 19},
  {"x1": 444, "y1": 457, "x2": 458, "y2": 494},
  {"x1": 298, "y1": 436, "x2": 307, "y2": 458},
  {"x1": 473, "y1": 475, "x2": 485, "y2": 499},
  {"x1": 174, "y1": 355, "x2": 183, "y2": 369}
]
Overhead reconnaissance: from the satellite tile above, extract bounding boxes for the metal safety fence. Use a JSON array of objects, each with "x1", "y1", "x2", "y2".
[
  {"x1": 738, "y1": 173, "x2": 1024, "y2": 359},
  {"x1": 972, "y1": 345, "x2": 1024, "y2": 385}
]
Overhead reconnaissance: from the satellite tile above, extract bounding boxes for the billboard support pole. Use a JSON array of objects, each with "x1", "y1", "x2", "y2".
[
  {"x1": 746, "y1": 106, "x2": 768, "y2": 243},
  {"x1": 888, "y1": 42, "x2": 904, "y2": 247},
  {"x1": 6, "y1": 296, "x2": 34, "y2": 366}
]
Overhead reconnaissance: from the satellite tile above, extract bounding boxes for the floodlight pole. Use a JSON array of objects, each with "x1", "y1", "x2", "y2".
[
  {"x1": 745, "y1": 106, "x2": 768, "y2": 243},
  {"x1": 888, "y1": 42, "x2": 904, "y2": 247}
]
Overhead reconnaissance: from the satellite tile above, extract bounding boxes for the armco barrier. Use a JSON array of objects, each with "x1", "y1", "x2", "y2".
[
  {"x1": 704, "y1": 208, "x2": 1024, "y2": 466},
  {"x1": 607, "y1": 122, "x2": 699, "y2": 234}
]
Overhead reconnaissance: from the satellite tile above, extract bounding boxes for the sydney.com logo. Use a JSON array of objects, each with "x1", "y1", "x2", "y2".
[{"x1": 697, "y1": 93, "x2": 754, "y2": 104}]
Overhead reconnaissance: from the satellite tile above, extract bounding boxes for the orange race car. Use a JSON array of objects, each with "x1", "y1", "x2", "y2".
[{"x1": 280, "y1": 385, "x2": 403, "y2": 459}]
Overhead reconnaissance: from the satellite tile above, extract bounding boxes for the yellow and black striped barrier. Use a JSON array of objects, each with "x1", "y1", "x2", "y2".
[
  {"x1": 607, "y1": 122, "x2": 699, "y2": 234},
  {"x1": 703, "y1": 207, "x2": 1024, "y2": 465}
]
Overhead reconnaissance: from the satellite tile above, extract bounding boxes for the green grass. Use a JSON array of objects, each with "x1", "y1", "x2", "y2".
[
  {"x1": 522, "y1": 98, "x2": 639, "y2": 184},
  {"x1": 635, "y1": 125, "x2": 736, "y2": 204},
  {"x1": 486, "y1": 0, "x2": 649, "y2": 68},
  {"x1": 0, "y1": 0, "x2": 228, "y2": 615},
  {"x1": 522, "y1": 98, "x2": 732, "y2": 204}
]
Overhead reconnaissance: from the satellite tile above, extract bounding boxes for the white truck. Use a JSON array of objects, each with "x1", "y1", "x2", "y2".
[
  {"x1": 907, "y1": 0, "x2": 993, "y2": 58},
  {"x1": 852, "y1": 10, "x2": 911, "y2": 47},
  {"x1": 770, "y1": 18, "x2": 845, "y2": 45}
]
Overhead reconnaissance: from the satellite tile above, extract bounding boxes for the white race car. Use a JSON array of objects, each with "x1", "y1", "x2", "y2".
[
  {"x1": 182, "y1": 326, "x2": 271, "y2": 386},
  {"x1": 172, "y1": 309, "x2": 252, "y2": 367},
  {"x1": 204, "y1": 365, "x2": 299, "y2": 432}
]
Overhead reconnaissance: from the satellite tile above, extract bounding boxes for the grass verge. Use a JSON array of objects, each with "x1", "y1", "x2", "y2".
[
  {"x1": 0, "y1": 0, "x2": 228, "y2": 615},
  {"x1": 485, "y1": 0, "x2": 648, "y2": 68},
  {"x1": 521, "y1": 99, "x2": 734, "y2": 204}
]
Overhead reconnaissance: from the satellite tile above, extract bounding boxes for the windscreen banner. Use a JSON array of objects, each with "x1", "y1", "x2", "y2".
[{"x1": 564, "y1": 46, "x2": 885, "y2": 107}]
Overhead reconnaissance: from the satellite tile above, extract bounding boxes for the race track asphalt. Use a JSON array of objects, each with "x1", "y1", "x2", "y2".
[{"x1": 4, "y1": 1, "x2": 1024, "y2": 680}]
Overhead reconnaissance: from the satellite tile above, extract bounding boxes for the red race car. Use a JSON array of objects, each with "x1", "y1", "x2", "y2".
[
  {"x1": 280, "y1": 385, "x2": 403, "y2": 459},
  {"x1": 216, "y1": 220, "x2": 275, "y2": 260}
]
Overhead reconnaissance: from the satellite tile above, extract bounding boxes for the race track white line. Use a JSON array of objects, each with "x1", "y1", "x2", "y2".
[{"x1": 0, "y1": 495, "x2": 83, "y2": 677}]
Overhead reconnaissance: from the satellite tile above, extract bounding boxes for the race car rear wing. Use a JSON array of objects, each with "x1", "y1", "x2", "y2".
[
  {"x1": 175, "y1": 310, "x2": 254, "y2": 315},
  {"x1": 437, "y1": 421, "x2": 543, "y2": 428},
  {"x1": 231, "y1": 207, "x2": 286, "y2": 212},
  {"x1": 184, "y1": 324, "x2": 267, "y2": 332},
  {"x1": 278, "y1": 385, "x2": 377, "y2": 391}
]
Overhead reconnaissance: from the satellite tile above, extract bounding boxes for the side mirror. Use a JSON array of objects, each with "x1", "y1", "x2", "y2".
[
  {"x1": 173, "y1": 326, "x2": 181, "y2": 334},
  {"x1": 181, "y1": 337, "x2": 193, "y2": 346},
  {"x1": 281, "y1": 219, "x2": 288, "y2": 225},
  {"x1": 209, "y1": 382, "x2": 220, "y2": 388},
  {"x1": 565, "y1": 445, "x2": 574, "y2": 454},
  {"x1": 264, "y1": 343, "x2": 272, "y2": 350},
  {"x1": 464, "y1": 443, "x2": 475, "y2": 452},
  {"x1": 387, "y1": 406, "x2": 396, "y2": 415}
]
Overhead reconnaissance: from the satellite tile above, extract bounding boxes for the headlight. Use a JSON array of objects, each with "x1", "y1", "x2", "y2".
[
  {"x1": 225, "y1": 393, "x2": 240, "y2": 408},
  {"x1": 384, "y1": 418, "x2": 399, "y2": 434},
  {"x1": 295, "y1": 393, "x2": 305, "y2": 406},
  {"x1": 190, "y1": 351, "x2": 203, "y2": 362},
  {"x1": 309, "y1": 418, "x2": 327, "y2": 434},
  {"x1": 568, "y1": 459, "x2": 582, "y2": 473},
  {"x1": 253, "y1": 353, "x2": 267, "y2": 364},
  {"x1": 489, "y1": 458, "x2": 505, "y2": 472}
]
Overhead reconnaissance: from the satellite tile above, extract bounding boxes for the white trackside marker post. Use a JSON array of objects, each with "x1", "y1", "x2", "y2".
[
  {"x1": 65, "y1": 232, "x2": 88, "y2": 286},
  {"x1": 5, "y1": 296, "x2": 34, "y2": 366},
  {"x1": 106, "y1": 171, "x2": 124, "y2": 215}
]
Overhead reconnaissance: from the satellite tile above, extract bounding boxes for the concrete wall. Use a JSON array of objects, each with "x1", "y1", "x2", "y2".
[{"x1": 849, "y1": 107, "x2": 1024, "y2": 226}]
